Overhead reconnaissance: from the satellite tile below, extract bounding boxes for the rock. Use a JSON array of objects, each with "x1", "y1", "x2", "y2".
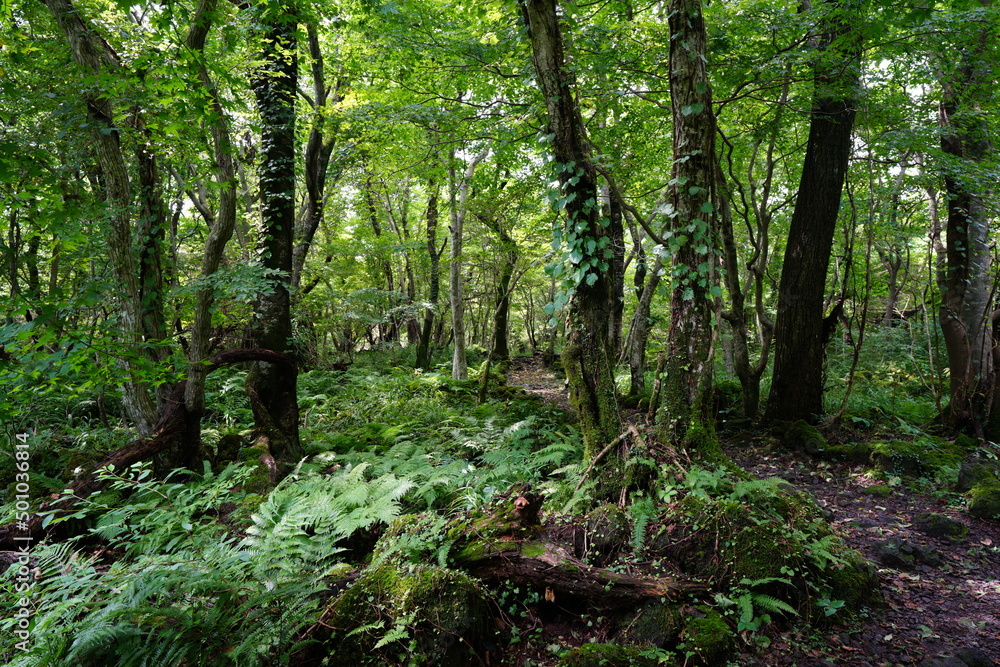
[
  {"x1": 585, "y1": 503, "x2": 631, "y2": 565},
  {"x1": 781, "y1": 420, "x2": 828, "y2": 456},
  {"x1": 956, "y1": 459, "x2": 1000, "y2": 493},
  {"x1": 683, "y1": 606, "x2": 736, "y2": 666},
  {"x1": 557, "y1": 643, "x2": 661, "y2": 666},
  {"x1": 617, "y1": 601, "x2": 684, "y2": 648},
  {"x1": 871, "y1": 438, "x2": 965, "y2": 477},
  {"x1": 913, "y1": 512, "x2": 969, "y2": 539},
  {"x1": 876, "y1": 539, "x2": 942, "y2": 569},
  {"x1": 967, "y1": 483, "x2": 1000, "y2": 521},
  {"x1": 322, "y1": 565, "x2": 492, "y2": 666},
  {"x1": 956, "y1": 647, "x2": 996, "y2": 667},
  {"x1": 824, "y1": 441, "x2": 875, "y2": 464},
  {"x1": 918, "y1": 658, "x2": 968, "y2": 667}
]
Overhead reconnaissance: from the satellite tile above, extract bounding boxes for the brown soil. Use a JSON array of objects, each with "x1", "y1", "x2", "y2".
[{"x1": 725, "y1": 442, "x2": 1000, "y2": 666}]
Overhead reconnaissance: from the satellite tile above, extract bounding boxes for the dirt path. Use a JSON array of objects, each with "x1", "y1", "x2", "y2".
[
  {"x1": 508, "y1": 356, "x2": 574, "y2": 413},
  {"x1": 727, "y1": 444, "x2": 1000, "y2": 666},
  {"x1": 507, "y1": 358, "x2": 1000, "y2": 665}
]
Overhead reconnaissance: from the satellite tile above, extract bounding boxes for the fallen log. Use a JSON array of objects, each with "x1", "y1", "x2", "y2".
[
  {"x1": 417, "y1": 485, "x2": 706, "y2": 608},
  {"x1": 457, "y1": 540, "x2": 707, "y2": 607}
]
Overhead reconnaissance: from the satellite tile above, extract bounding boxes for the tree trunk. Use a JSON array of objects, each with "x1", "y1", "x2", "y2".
[
  {"x1": 415, "y1": 180, "x2": 442, "y2": 369},
  {"x1": 626, "y1": 255, "x2": 662, "y2": 398},
  {"x1": 42, "y1": 0, "x2": 160, "y2": 435},
  {"x1": 764, "y1": 0, "x2": 861, "y2": 423},
  {"x1": 523, "y1": 0, "x2": 621, "y2": 458},
  {"x1": 937, "y1": 14, "x2": 995, "y2": 436},
  {"x1": 607, "y1": 193, "x2": 626, "y2": 358},
  {"x1": 448, "y1": 150, "x2": 486, "y2": 380},
  {"x1": 247, "y1": 7, "x2": 303, "y2": 464},
  {"x1": 291, "y1": 23, "x2": 341, "y2": 292},
  {"x1": 168, "y1": 0, "x2": 239, "y2": 471},
  {"x1": 656, "y1": 0, "x2": 720, "y2": 455}
]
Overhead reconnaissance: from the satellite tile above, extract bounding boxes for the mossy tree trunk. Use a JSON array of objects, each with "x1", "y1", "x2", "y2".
[
  {"x1": 42, "y1": 0, "x2": 163, "y2": 435},
  {"x1": 523, "y1": 0, "x2": 621, "y2": 458},
  {"x1": 247, "y1": 6, "x2": 303, "y2": 464},
  {"x1": 656, "y1": 0, "x2": 721, "y2": 456}
]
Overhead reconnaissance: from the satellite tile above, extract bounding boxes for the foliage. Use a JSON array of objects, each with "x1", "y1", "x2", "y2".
[{"x1": 1, "y1": 464, "x2": 320, "y2": 666}]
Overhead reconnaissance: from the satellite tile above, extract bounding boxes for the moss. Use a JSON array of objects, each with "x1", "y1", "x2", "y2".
[
  {"x1": 658, "y1": 476, "x2": 879, "y2": 619},
  {"x1": 956, "y1": 459, "x2": 1000, "y2": 492},
  {"x1": 870, "y1": 438, "x2": 964, "y2": 477},
  {"x1": 324, "y1": 565, "x2": 491, "y2": 666},
  {"x1": 586, "y1": 503, "x2": 630, "y2": 564},
  {"x1": 228, "y1": 493, "x2": 264, "y2": 527},
  {"x1": 953, "y1": 433, "x2": 977, "y2": 450},
  {"x1": 519, "y1": 542, "x2": 547, "y2": 558},
  {"x1": 913, "y1": 512, "x2": 969, "y2": 539},
  {"x1": 821, "y1": 549, "x2": 882, "y2": 615},
  {"x1": 618, "y1": 601, "x2": 684, "y2": 648},
  {"x1": 967, "y1": 483, "x2": 1000, "y2": 521},
  {"x1": 59, "y1": 450, "x2": 104, "y2": 481},
  {"x1": 557, "y1": 643, "x2": 661, "y2": 667},
  {"x1": 780, "y1": 420, "x2": 827, "y2": 456},
  {"x1": 682, "y1": 607, "x2": 735, "y2": 666},
  {"x1": 862, "y1": 485, "x2": 892, "y2": 498},
  {"x1": 823, "y1": 441, "x2": 874, "y2": 464}
]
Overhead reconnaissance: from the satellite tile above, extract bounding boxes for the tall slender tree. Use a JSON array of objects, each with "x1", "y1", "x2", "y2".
[
  {"x1": 656, "y1": 0, "x2": 721, "y2": 455},
  {"x1": 765, "y1": 0, "x2": 863, "y2": 423},
  {"x1": 522, "y1": 0, "x2": 621, "y2": 458},
  {"x1": 246, "y1": 2, "x2": 304, "y2": 464},
  {"x1": 936, "y1": 3, "x2": 997, "y2": 436}
]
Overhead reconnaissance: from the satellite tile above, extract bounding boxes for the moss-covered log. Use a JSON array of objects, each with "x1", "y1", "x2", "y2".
[{"x1": 455, "y1": 539, "x2": 707, "y2": 607}]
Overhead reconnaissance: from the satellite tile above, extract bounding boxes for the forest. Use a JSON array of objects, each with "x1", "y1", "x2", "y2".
[{"x1": 1, "y1": 0, "x2": 999, "y2": 664}]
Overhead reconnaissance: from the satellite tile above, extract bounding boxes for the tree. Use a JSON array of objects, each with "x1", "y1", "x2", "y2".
[
  {"x1": 448, "y1": 149, "x2": 486, "y2": 381},
  {"x1": 655, "y1": 0, "x2": 721, "y2": 454},
  {"x1": 41, "y1": 0, "x2": 164, "y2": 435},
  {"x1": 936, "y1": 3, "x2": 997, "y2": 436},
  {"x1": 246, "y1": 2, "x2": 304, "y2": 464},
  {"x1": 522, "y1": 0, "x2": 621, "y2": 458},
  {"x1": 765, "y1": 0, "x2": 863, "y2": 423}
]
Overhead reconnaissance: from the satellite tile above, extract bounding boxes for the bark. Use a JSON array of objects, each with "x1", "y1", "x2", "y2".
[
  {"x1": 42, "y1": 0, "x2": 160, "y2": 434},
  {"x1": 626, "y1": 255, "x2": 662, "y2": 398},
  {"x1": 291, "y1": 23, "x2": 341, "y2": 292},
  {"x1": 656, "y1": 0, "x2": 721, "y2": 455},
  {"x1": 717, "y1": 80, "x2": 785, "y2": 420},
  {"x1": 718, "y1": 184, "x2": 772, "y2": 420},
  {"x1": 247, "y1": 7, "x2": 303, "y2": 463},
  {"x1": 607, "y1": 194, "x2": 626, "y2": 358},
  {"x1": 937, "y1": 13, "x2": 996, "y2": 436},
  {"x1": 477, "y1": 210, "x2": 519, "y2": 363},
  {"x1": 524, "y1": 0, "x2": 621, "y2": 458},
  {"x1": 764, "y1": 0, "x2": 861, "y2": 423},
  {"x1": 165, "y1": 0, "x2": 239, "y2": 470},
  {"x1": 448, "y1": 150, "x2": 486, "y2": 380},
  {"x1": 131, "y1": 107, "x2": 171, "y2": 412},
  {"x1": 415, "y1": 180, "x2": 442, "y2": 369}
]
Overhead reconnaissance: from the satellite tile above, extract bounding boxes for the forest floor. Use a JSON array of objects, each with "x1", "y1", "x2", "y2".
[{"x1": 506, "y1": 356, "x2": 1000, "y2": 667}]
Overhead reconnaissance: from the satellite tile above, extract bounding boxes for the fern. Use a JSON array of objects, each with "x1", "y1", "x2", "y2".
[{"x1": 243, "y1": 463, "x2": 414, "y2": 583}]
